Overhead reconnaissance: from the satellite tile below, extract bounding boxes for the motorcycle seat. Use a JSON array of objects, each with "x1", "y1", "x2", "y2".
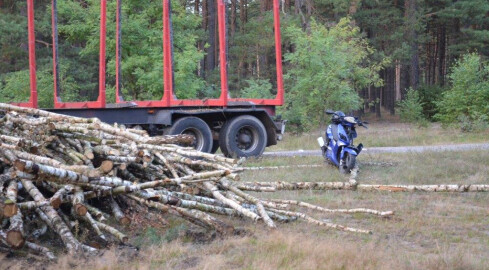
[{"x1": 331, "y1": 124, "x2": 339, "y2": 142}]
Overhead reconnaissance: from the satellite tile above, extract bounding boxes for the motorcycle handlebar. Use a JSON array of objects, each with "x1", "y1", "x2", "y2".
[{"x1": 358, "y1": 122, "x2": 368, "y2": 129}]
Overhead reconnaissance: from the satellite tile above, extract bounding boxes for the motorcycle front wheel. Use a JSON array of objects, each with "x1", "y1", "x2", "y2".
[{"x1": 339, "y1": 153, "x2": 356, "y2": 174}]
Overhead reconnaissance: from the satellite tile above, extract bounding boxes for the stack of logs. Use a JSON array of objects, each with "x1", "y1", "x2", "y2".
[{"x1": 0, "y1": 103, "x2": 391, "y2": 260}]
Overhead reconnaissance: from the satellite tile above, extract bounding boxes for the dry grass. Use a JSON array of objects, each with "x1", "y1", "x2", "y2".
[
  {"x1": 4, "y1": 151, "x2": 489, "y2": 269},
  {"x1": 271, "y1": 122, "x2": 489, "y2": 151}
]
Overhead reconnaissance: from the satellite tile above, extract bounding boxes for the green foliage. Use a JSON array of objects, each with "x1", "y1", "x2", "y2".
[
  {"x1": 435, "y1": 53, "x2": 489, "y2": 126},
  {"x1": 416, "y1": 84, "x2": 446, "y2": 120},
  {"x1": 457, "y1": 115, "x2": 489, "y2": 132},
  {"x1": 354, "y1": 0, "x2": 408, "y2": 62},
  {"x1": 282, "y1": 18, "x2": 386, "y2": 131},
  {"x1": 0, "y1": 0, "x2": 205, "y2": 106},
  {"x1": 397, "y1": 88, "x2": 427, "y2": 125},
  {"x1": 228, "y1": 11, "x2": 277, "y2": 97},
  {"x1": 241, "y1": 79, "x2": 274, "y2": 99},
  {"x1": 0, "y1": 67, "x2": 55, "y2": 108},
  {"x1": 439, "y1": 0, "x2": 489, "y2": 56},
  {"x1": 57, "y1": 0, "x2": 205, "y2": 102},
  {"x1": 1, "y1": 0, "x2": 487, "y2": 127}
]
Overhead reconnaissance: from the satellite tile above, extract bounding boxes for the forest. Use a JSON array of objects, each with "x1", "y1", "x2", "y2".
[{"x1": 0, "y1": 0, "x2": 488, "y2": 131}]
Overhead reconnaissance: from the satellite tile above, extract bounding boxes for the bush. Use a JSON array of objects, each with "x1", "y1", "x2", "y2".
[
  {"x1": 457, "y1": 114, "x2": 489, "y2": 132},
  {"x1": 282, "y1": 18, "x2": 386, "y2": 131},
  {"x1": 417, "y1": 84, "x2": 445, "y2": 120},
  {"x1": 397, "y1": 88, "x2": 428, "y2": 125},
  {"x1": 241, "y1": 79, "x2": 274, "y2": 99},
  {"x1": 435, "y1": 53, "x2": 489, "y2": 126}
]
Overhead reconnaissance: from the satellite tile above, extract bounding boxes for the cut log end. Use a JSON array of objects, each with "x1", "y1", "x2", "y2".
[
  {"x1": 3, "y1": 203, "x2": 18, "y2": 218},
  {"x1": 121, "y1": 236, "x2": 129, "y2": 243},
  {"x1": 13, "y1": 160, "x2": 26, "y2": 172},
  {"x1": 6, "y1": 231, "x2": 25, "y2": 249},
  {"x1": 119, "y1": 216, "x2": 131, "y2": 226},
  {"x1": 100, "y1": 160, "x2": 114, "y2": 173},
  {"x1": 84, "y1": 151, "x2": 95, "y2": 160},
  {"x1": 29, "y1": 146, "x2": 39, "y2": 154},
  {"x1": 74, "y1": 204, "x2": 88, "y2": 216},
  {"x1": 50, "y1": 198, "x2": 62, "y2": 209}
]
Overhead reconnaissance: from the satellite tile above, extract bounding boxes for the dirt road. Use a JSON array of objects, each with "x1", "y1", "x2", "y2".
[{"x1": 264, "y1": 143, "x2": 489, "y2": 157}]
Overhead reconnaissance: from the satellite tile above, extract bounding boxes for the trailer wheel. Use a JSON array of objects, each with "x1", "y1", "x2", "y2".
[
  {"x1": 219, "y1": 115, "x2": 267, "y2": 158},
  {"x1": 169, "y1": 117, "x2": 213, "y2": 153}
]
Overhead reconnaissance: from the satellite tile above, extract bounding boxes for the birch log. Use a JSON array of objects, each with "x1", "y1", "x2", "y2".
[
  {"x1": 21, "y1": 179, "x2": 82, "y2": 254},
  {"x1": 4, "y1": 180, "x2": 18, "y2": 217}
]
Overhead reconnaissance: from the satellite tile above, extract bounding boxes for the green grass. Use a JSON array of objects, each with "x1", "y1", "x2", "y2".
[
  {"x1": 271, "y1": 122, "x2": 489, "y2": 151},
  {"x1": 42, "y1": 150, "x2": 489, "y2": 270}
]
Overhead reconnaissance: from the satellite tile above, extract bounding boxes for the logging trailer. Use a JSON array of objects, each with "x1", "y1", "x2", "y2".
[{"x1": 9, "y1": 0, "x2": 286, "y2": 158}]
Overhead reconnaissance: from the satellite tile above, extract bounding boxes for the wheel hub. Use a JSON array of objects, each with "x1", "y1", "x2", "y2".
[
  {"x1": 238, "y1": 133, "x2": 251, "y2": 144},
  {"x1": 235, "y1": 127, "x2": 257, "y2": 151},
  {"x1": 182, "y1": 128, "x2": 204, "y2": 151}
]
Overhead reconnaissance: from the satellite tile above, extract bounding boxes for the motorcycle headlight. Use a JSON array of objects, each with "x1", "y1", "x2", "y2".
[{"x1": 344, "y1": 116, "x2": 356, "y2": 124}]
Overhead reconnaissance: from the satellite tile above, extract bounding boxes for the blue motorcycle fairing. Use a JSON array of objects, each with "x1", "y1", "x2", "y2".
[
  {"x1": 340, "y1": 147, "x2": 358, "y2": 159},
  {"x1": 325, "y1": 140, "x2": 350, "y2": 166},
  {"x1": 325, "y1": 143, "x2": 340, "y2": 166},
  {"x1": 327, "y1": 125, "x2": 349, "y2": 145}
]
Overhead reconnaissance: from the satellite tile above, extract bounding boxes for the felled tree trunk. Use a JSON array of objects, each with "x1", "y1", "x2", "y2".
[
  {"x1": 3, "y1": 180, "x2": 18, "y2": 217},
  {"x1": 7, "y1": 210, "x2": 25, "y2": 249},
  {"x1": 21, "y1": 179, "x2": 82, "y2": 254},
  {"x1": 108, "y1": 197, "x2": 131, "y2": 225},
  {"x1": 357, "y1": 184, "x2": 489, "y2": 192}
]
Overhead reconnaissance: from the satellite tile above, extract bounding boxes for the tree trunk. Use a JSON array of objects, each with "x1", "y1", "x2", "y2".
[
  {"x1": 230, "y1": 0, "x2": 236, "y2": 37},
  {"x1": 405, "y1": 0, "x2": 420, "y2": 90},
  {"x1": 395, "y1": 61, "x2": 402, "y2": 101},
  {"x1": 437, "y1": 24, "x2": 446, "y2": 86},
  {"x1": 375, "y1": 87, "x2": 381, "y2": 118},
  {"x1": 205, "y1": 0, "x2": 217, "y2": 75}
]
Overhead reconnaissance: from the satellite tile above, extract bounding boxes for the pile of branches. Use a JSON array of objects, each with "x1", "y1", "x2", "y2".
[{"x1": 0, "y1": 103, "x2": 391, "y2": 260}]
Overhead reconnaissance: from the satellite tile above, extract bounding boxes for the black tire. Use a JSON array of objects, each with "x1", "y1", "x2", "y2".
[
  {"x1": 210, "y1": 140, "x2": 219, "y2": 154},
  {"x1": 339, "y1": 152, "x2": 356, "y2": 174},
  {"x1": 168, "y1": 117, "x2": 213, "y2": 153},
  {"x1": 219, "y1": 115, "x2": 267, "y2": 158}
]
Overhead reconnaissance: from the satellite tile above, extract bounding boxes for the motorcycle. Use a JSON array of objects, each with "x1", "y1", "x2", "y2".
[{"x1": 317, "y1": 110, "x2": 368, "y2": 174}]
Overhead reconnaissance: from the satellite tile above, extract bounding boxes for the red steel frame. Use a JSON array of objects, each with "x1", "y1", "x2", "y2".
[
  {"x1": 15, "y1": 0, "x2": 284, "y2": 109},
  {"x1": 10, "y1": 0, "x2": 37, "y2": 108}
]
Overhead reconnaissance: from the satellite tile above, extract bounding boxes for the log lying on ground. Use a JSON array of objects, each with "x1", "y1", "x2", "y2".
[
  {"x1": 238, "y1": 181, "x2": 489, "y2": 192},
  {"x1": 0, "y1": 103, "x2": 391, "y2": 259},
  {"x1": 269, "y1": 199, "x2": 394, "y2": 217},
  {"x1": 357, "y1": 184, "x2": 489, "y2": 192},
  {"x1": 236, "y1": 181, "x2": 357, "y2": 191}
]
